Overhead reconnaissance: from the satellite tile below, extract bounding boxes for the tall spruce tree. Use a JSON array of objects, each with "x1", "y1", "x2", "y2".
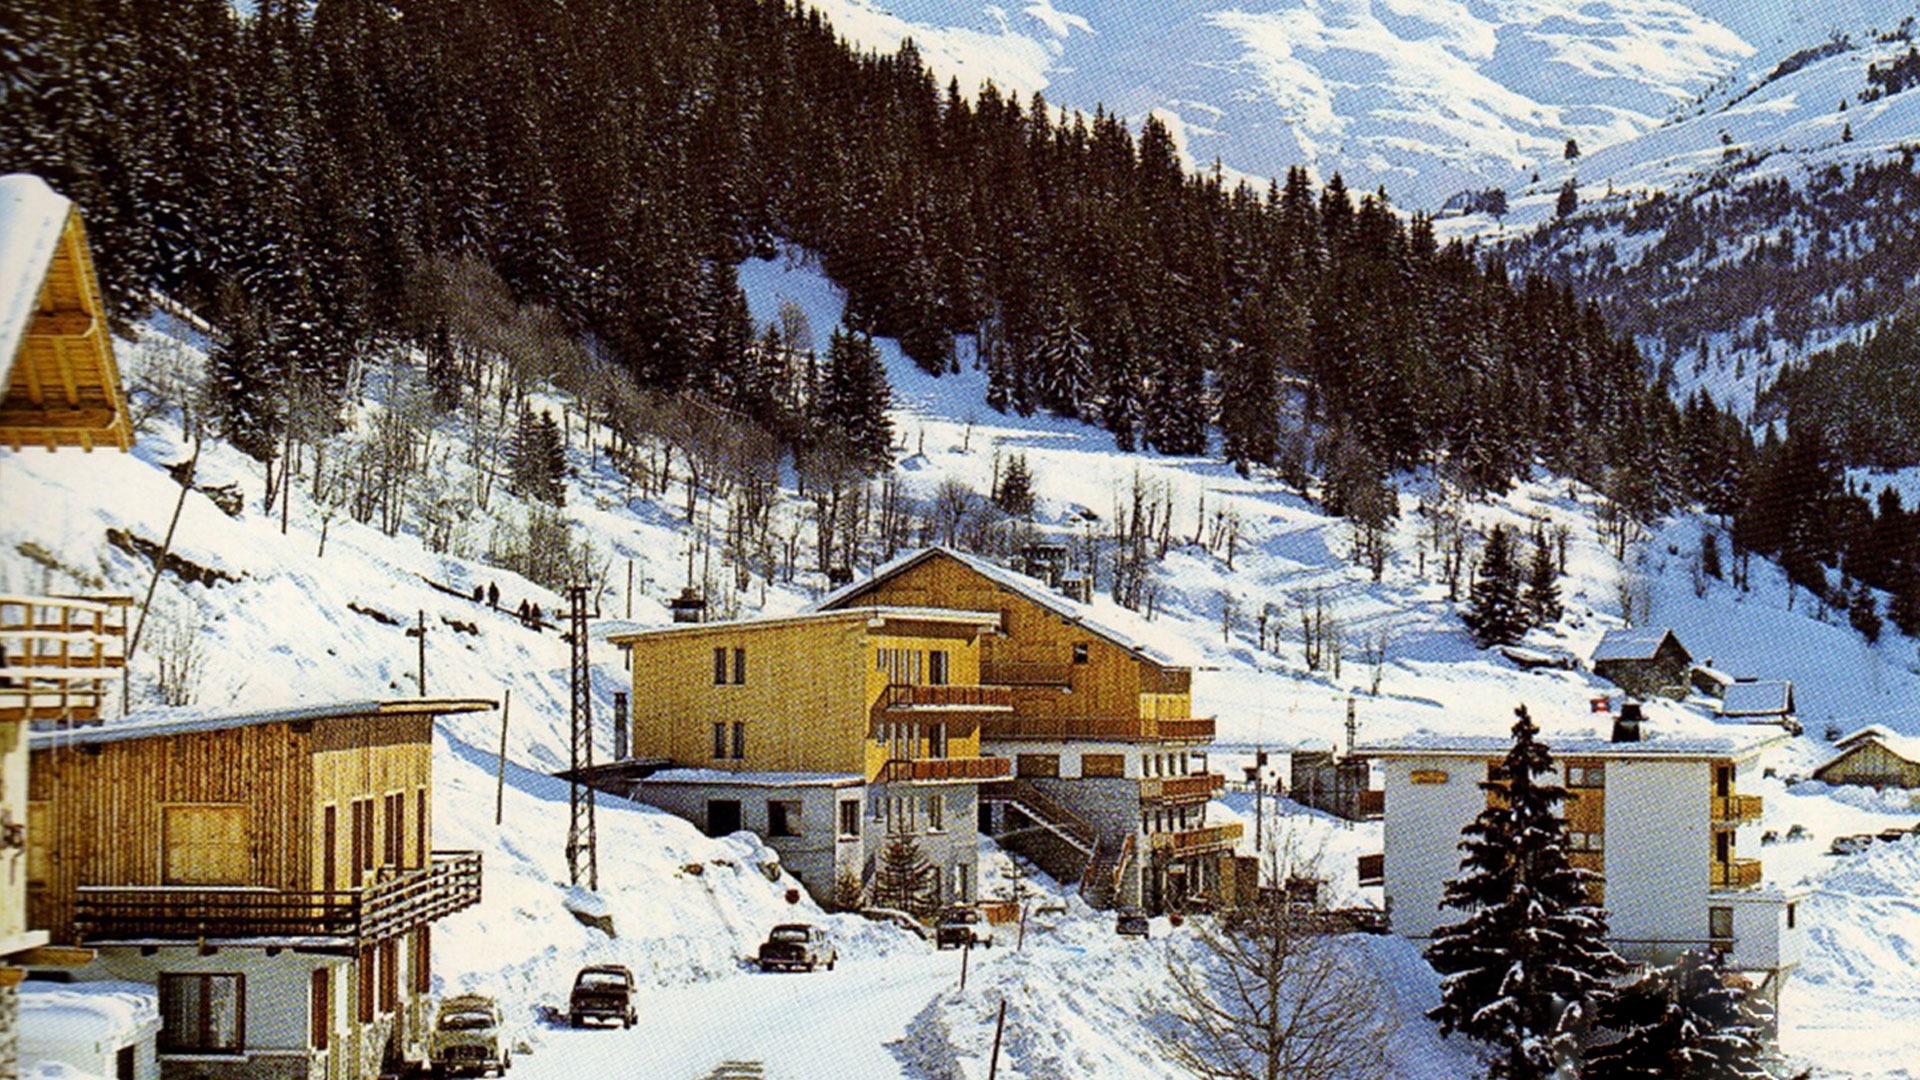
[
  {"x1": 508, "y1": 409, "x2": 567, "y2": 505},
  {"x1": 1426, "y1": 706, "x2": 1626, "y2": 1080},
  {"x1": 1587, "y1": 949, "x2": 1772, "y2": 1080},
  {"x1": 871, "y1": 834, "x2": 939, "y2": 920},
  {"x1": 820, "y1": 328, "x2": 893, "y2": 473},
  {"x1": 1524, "y1": 532, "x2": 1563, "y2": 627},
  {"x1": 1465, "y1": 525, "x2": 1529, "y2": 646}
]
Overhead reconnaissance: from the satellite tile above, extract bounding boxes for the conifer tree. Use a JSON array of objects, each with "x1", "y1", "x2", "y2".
[
  {"x1": 871, "y1": 834, "x2": 939, "y2": 920},
  {"x1": 1587, "y1": 949, "x2": 1772, "y2": 1080},
  {"x1": 1426, "y1": 706, "x2": 1626, "y2": 1080},
  {"x1": 508, "y1": 409, "x2": 567, "y2": 505},
  {"x1": 994, "y1": 454, "x2": 1035, "y2": 517},
  {"x1": 1524, "y1": 533, "x2": 1563, "y2": 627},
  {"x1": 821, "y1": 328, "x2": 893, "y2": 473},
  {"x1": 1465, "y1": 526, "x2": 1529, "y2": 646}
]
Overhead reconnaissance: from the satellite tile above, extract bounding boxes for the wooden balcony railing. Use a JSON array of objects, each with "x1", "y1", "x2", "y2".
[
  {"x1": 1711, "y1": 794, "x2": 1763, "y2": 825},
  {"x1": 981, "y1": 715, "x2": 1216, "y2": 744},
  {"x1": 1710, "y1": 857, "x2": 1762, "y2": 891},
  {"x1": 980, "y1": 661, "x2": 1074, "y2": 687},
  {"x1": 876, "y1": 756, "x2": 1013, "y2": 784},
  {"x1": 73, "y1": 850, "x2": 482, "y2": 944},
  {"x1": 1140, "y1": 774, "x2": 1223, "y2": 803},
  {"x1": 1148, "y1": 822, "x2": 1244, "y2": 855},
  {"x1": 0, "y1": 594, "x2": 130, "y2": 724},
  {"x1": 882, "y1": 684, "x2": 1014, "y2": 711}
]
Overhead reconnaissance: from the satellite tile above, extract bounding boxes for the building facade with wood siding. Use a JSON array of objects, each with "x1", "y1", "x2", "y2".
[
  {"x1": 21, "y1": 700, "x2": 488, "y2": 1080},
  {"x1": 611, "y1": 606, "x2": 1010, "y2": 907},
  {"x1": 1813, "y1": 726, "x2": 1920, "y2": 789},
  {"x1": 1, "y1": 173, "x2": 138, "y2": 1076},
  {"x1": 1361, "y1": 727, "x2": 1805, "y2": 1008},
  {"x1": 812, "y1": 548, "x2": 1241, "y2": 913}
]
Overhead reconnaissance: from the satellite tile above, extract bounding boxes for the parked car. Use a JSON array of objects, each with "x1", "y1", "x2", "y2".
[
  {"x1": 757, "y1": 923, "x2": 837, "y2": 972},
  {"x1": 1830, "y1": 834, "x2": 1874, "y2": 855},
  {"x1": 568, "y1": 965, "x2": 636, "y2": 1028},
  {"x1": 1785, "y1": 823, "x2": 1811, "y2": 841},
  {"x1": 1880, "y1": 827, "x2": 1909, "y2": 843},
  {"x1": 430, "y1": 995, "x2": 511, "y2": 1077},
  {"x1": 1115, "y1": 910, "x2": 1151, "y2": 939},
  {"x1": 935, "y1": 905, "x2": 994, "y2": 950}
]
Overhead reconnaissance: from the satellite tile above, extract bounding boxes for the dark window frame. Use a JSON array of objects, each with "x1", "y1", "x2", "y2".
[
  {"x1": 713, "y1": 647, "x2": 728, "y2": 685},
  {"x1": 768, "y1": 799, "x2": 801, "y2": 837},
  {"x1": 712, "y1": 722, "x2": 727, "y2": 760},
  {"x1": 732, "y1": 647, "x2": 746, "y2": 685},
  {"x1": 731, "y1": 721, "x2": 746, "y2": 760},
  {"x1": 838, "y1": 800, "x2": 860, "y2": 839},
  {"x1": 158, "y1": 972, "x2": 246, "y2": 1054}
]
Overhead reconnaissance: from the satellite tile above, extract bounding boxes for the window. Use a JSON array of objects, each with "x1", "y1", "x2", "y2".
[
  {"x1": 159, "y1": 973, "x2": 244, "y2": 1054},
  {"x1": 731, "y1": 721, "x2": 746, "y2": 760},
  {"x1": 713, "y1": 647, "x2": 728, "y2": 685},
  {"x1": 1709, "y1": 906, "x2": 1734, "y2": 941},
  {"x1": 929, "y1": 650, "x2": 949, "y2": 685},
  {"x1": 25, "y1": 801, "x2": 49, "y2": 884},
  {"x1": 1082, "y1": 753, "x2": 1125, "y2": 779},
  {"x1": 162, "y1": 805, "x2": 249, "y2": 885},
  {"x1": 116, "y1": 1047, "x2": 134, "y2": 1080},
  {"x1": 1072, "y1": 642, "x2": 1090, "y2": 664},
  {"x1": 383, "y1": 792, "x2": 404, "y2": 867},
  {"x1": 838, "y1": 800, "x2": 861, "y2": 839},
  {"x1": 712, "y1": 722, "x2": 727, "y2": 759},
  {"x1": 928, "y1": 723, "x2": 948, "y2": 759},
  {"x1": 768, "y1": 800, "x2": 801, "y2": 837},
  {"x1": 1565, "y1": 763, "x2": 1606, "y2": 788},
  {"x1": 1569, "y1": 830, "x2": 1605, "y2": 852},
  {"x1": 733, "y1": 647, "x2": 746, "y2": 685},
  {"x1": 416, "y1": 788, "x2": 428, "y2": 870},
  {"x1": 926, "y1": 794, "x2": 945, "y2": 832},
  {"x1": 707, "y1": 800, "x2": 743, "y2": 836},
  {"x1": 310, "y1": 969, "x2": 331, "y2": 1050},
  {"x1": 951, "y1": 864, "x2": 969, "y2": 902},
  {"x1": 1786, "y1": 902, "x2": 1797, "y2": 930},
  {"x1": 1016, "y1": 754, "x2": 1059, "y2": 779}
]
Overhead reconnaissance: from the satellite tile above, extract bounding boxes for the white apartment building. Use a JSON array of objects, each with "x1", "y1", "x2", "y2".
[{"x1": 1360, "y1": 724, "x2": 1805, "y2": 1000}]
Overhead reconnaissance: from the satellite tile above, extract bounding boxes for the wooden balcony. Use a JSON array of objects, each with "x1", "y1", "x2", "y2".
[
  {"x1": 882, "y1": 684, "x2": 1014, "y2": 712},
  {"x1": 73, "y1": 851, "x2": 482, "y2": 945},
  {"x1": 1711, "y1": 794, "x2": 1763, "y2": 825},
  {"x1": 1140, "y1": 774, "x2": 1223, "y2": 803},
  {"x1": 876, "y1": 756, "x2": 1013, "y2": 785},
  {"x1": 981, "y1": 715, "x2": 1216, "y2": 744},
  {"x1": 1710, "y1": 857, "x2": 1762, "y2": 891},
  {"x1": 0, "y1": 594, "x2": 130, "y2": 724},
  {"x1": 1148, "y1": 822, "x2": 1243, "y2": 856},
  {"x1": 980, "y1": 660, "x2": 1074, "y2": 687}
]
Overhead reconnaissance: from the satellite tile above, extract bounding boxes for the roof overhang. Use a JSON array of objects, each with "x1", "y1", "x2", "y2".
[{"x1": 30, "y1": 697, "x2": 496, "y2": 749}]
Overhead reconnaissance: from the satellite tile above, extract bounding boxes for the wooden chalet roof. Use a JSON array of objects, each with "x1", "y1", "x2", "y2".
[
  {"x1": 28, "y1": 697, "x2": 495, "y2": 749},
  {"x1": 1826, "y1": 724, "x2": 1920, "y2": 765},
  {"x1": 0, "y1": 174, "x2": 132, "y2": 452}
]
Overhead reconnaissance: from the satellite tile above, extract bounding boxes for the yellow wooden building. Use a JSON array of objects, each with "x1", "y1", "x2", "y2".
[
  {"x1": 23, "y1": 699, "x2": 489, "y2": 1080},
  {"x1": 813, "y1": 547, "x2": 1241, "y2": 913},
  {"x1": 610, "y1": 606, "x2": 1012, "y2": 906}
]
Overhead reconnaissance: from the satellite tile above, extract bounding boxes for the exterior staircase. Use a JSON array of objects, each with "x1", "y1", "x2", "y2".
[
  {"x1": 1078, "y1": 832, "x2": 1136, "y2": 910},
  {"x1": 981, "y1": 780, "x2": 1100, "y2": 888}
]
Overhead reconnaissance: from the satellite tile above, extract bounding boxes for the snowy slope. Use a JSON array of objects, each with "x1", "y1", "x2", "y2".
[{"x1": 8, "y1": 245, "x2": 1920, "y2": 1074}]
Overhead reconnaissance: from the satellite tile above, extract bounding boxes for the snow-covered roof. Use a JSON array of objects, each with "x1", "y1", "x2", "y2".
[
  {"x1": 0, "y1": 174, "x2": 71, "y2": 381},
  {"x1": 30, "y1": 697, "x2": 496, "y2": 749},
  {"x1": 637, "y1": 768, "x2": 865, "y2": 788},
  {"x1": 1690, "y1": 664, "x2": 1736, "y2": 688},
  {"x1": 1589, "y1": 626, "x2": 1686, "y2": 663},
  {"x1": 1826, "y1": 724, "x2": 1920, "y2": 765},
  {"x1": 1359, "y1": 726, "x2": 1783, "y2": 761},
  {"x1": 1719, "y1": 680, "x2": 1794, "y2": 717},
  {"x1": 810, "y1": 546, "x2": 1200, "y2": 669},
  {"x1": 19, "y1": 980, "x2": 160, "y2": 1045},
  {"x1": 603, "y1": 604, "x2": 1001, "y2": 644}
]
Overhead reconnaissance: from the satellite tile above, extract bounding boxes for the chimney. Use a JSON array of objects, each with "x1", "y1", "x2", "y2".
[
  {"x1": 669, "y1": 587, "x2": 706, "y2": 624},
  {"x1": 1612, "y1": 701, "x2": 1644, "y2": 743}
]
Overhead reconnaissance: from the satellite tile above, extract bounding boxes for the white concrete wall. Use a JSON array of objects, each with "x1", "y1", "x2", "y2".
[
  {"x1": 1379, "y1": 757, "x2": 1488, "y2": 938},
  {"x1": 86, "y1": 946, "x2": 348, "y2": 1054},
  {"x1": 1604, "y1": 758, "x2": 1710, "y2": 953}
]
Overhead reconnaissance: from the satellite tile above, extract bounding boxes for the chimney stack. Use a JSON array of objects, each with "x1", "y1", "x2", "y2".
[{"x1": 669, "y1": 587, "x2": 706, "y2": 624}]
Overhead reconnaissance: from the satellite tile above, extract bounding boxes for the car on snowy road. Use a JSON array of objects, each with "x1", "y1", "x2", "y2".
[
  {"x1": 935, "y1": 905, "x2": 994, "y2": 950},
  {"x1": 1115, "y1": 910, "x2": 1151, "y2": 939},
  {"x1": 757, "y1": 923, "x2": 837, "y2": 972},
  {"x1": 568, "y1": 965, "x2": 637, "y2": 1028},
  {"x1": 429, "y1": 995, "x2": 512, "y2": 1077},
  {"x1": 1829, "y1": 834, "x2": 1874, "y2": 855}
]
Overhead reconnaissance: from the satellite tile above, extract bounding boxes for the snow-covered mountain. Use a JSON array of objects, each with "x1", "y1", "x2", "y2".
[{"x1": 804, "y1": 1, "x2": 1915, "y2": 207}]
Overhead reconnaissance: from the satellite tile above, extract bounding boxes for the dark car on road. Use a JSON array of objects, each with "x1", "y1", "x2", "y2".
[
  {"x1": 757, "y1": 923, "x2": 838, "y2": 972},
  {"x1": 568, "y1": 965, "x2": 636, "y2": 1028},
  {"x1": 1115, "y1": 909, "x2": 1151, "y2": 939},
  {"x1": 935, "y1": 905, "x2": 994, "y2": 950}
]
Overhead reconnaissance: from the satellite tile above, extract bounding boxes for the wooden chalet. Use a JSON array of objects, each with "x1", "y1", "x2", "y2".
[
  {"x1": 23, "y1": 699, "x2": 490, "y2": 1080},
  {"x1": 813, "y1": 547, "x2": 1240, "y2": 913},
  {"x1": 0, "y1": 174, "x2": 132, "y2": 452},
  {"x1": 2, "y1": 173, "x2": 136, "y2": 1076},
  {"x1": 1813, "y1": 726, "x2": 1920, "y2": 789},
  {"x1": 1589, "y1": 626, "x2": 1693, "y2": 699}
]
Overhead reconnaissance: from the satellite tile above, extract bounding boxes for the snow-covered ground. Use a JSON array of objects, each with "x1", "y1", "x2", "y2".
[{"x1": 5, "y1": 246, "x2": 1919, "y2": 1077}]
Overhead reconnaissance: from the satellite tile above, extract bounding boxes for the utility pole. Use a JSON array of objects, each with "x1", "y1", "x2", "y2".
[
  {"x1": 406, "y1": 611, "x2": 428, "y2": 696},
  {"x1": 566, "y1": 585, "x2": 599, "y2": 890},
  {"x1": 495, "y1": 689, "x2": 511, "y2": 826}
]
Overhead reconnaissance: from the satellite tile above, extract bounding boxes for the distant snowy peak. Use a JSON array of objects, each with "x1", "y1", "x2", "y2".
[{"x1": 796, "y1": 1, "x2": 1913, "y2": 208}]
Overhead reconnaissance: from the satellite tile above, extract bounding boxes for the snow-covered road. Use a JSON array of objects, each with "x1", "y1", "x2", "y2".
[{"x1": 514, "y1": 946, "x2": 989, "y2": 1080}]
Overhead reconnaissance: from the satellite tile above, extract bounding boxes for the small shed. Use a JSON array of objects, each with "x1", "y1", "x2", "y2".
[
  {"x1": 17, "y1": 979, "x2": 160, "y2": 1080},
  {"x1": 1719, "y1": 680, "x2": 1796, "y2": 723},
  {"x1": 1813, "y1": 726, "x2": 1920, "y2": 789},
  {"x1": 0, "y1": 174, "x2": 131, "y2": 452},
  {"x1": 1590, "y1": 627, "x2": 1692, "y2": 698}
]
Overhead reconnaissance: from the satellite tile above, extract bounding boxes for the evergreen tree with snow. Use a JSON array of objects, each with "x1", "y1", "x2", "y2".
[
  {"x1": 1556, "y1": 179, "x2": 1579, "y2": 218},
  {"x1": 1587, "y1": 949, "x2": 1772, "y2": 1080},
  {"x1": 508, "y1": 409, "x2": 567, "y2": 505},
  {"x1": 1465, "y1": 525, "x2": 1529, "y2": 646},
  {"x1": 1426, "y1": 706, "x2": 1626, "y2": 1080},
  {"x1": 1524, "y1": 532, "x2": 1563, "y2": 627},
  {"x1": 871, "y1": 835, "x2": 939, "y2": 920},
  {"x1": 820, "y1": 328, "x2": 893, "y2": 473},
  {"x1": 994, "y1": 453, "x2": 1035, "y2": 518}
]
